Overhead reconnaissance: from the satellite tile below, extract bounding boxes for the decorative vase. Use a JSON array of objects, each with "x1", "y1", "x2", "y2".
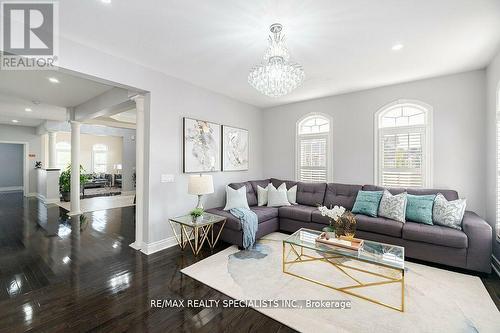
[
  {"x1": 322, "y1": 225, "x2": 335, "y2": 239},
  {"x1": 333, "y1": 211, "x2": 357, "y2": 239},
  {"x1": 193, "y1": 215, "x2": 203, "y2": 223}
]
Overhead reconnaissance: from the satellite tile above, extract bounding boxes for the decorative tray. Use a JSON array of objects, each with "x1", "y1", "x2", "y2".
[{"x1": 315, "y1": 232, "x2": 364, "y2": 251}]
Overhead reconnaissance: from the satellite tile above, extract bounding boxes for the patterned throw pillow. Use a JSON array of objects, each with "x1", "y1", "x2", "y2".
[
  {"x1": 406, "y1": 194, "x2": 435, "y2": 225},
  {"x1": 352, "y1": 191, "x2": 383, "y2": 217},
  {"x1": 432, "y1": 193, "x2": 466, "y2": 230},
  {"x1": 378, "y1": 190, "x2": 407, "y2": 223}
]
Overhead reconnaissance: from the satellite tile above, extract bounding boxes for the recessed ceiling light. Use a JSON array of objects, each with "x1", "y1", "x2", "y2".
[
  {"x1": 391, "y1": 43, "x2": 404, "y2": 51},
  {"x1": 25, "y1": 107, "x2": 32, "y2": 112},
  {"x1": 101, "y1": 0, "x2": 111, "y2": 4},
  {"x1": 12, "y1": 119, "x2": 19, "y2": 123},
  {"x1": 48, "y1": 77, "x2": 59, "y2": 83}
]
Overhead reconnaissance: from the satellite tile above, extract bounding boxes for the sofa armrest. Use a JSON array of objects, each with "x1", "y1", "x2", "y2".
[{"x1": 462, "y1": 211, "x2": 492, "y2": 273}]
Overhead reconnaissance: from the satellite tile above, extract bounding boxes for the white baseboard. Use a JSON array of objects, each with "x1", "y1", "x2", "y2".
[
  {"x1": 0, "y1": 186, "x2": 22, "y2": 192},
  {"x1": 140, "y1": 236, "x2": 178, "y2": 255}
]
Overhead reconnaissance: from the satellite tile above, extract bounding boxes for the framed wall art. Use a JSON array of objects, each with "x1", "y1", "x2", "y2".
[
  {"x1": 222, "y1": 125, "x2": 249, "y2": 171},
  {"x1": 183, "y1": 117, "x2": 221, "y2": 173}
]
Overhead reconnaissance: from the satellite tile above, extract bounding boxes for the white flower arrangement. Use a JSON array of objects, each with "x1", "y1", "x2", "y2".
[{"x1": 318, "y1": 205, "x2": 346, "y2": 222}]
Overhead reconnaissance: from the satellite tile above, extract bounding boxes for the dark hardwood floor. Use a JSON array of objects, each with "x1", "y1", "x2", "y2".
[
  {"x1": 0, "y1": 192, "x2": 295, "y2": 333},
  {"x1": 0, "y1": 191, "x2": 498, "y2": 332}
]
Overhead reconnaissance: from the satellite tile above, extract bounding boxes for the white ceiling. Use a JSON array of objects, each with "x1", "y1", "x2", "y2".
[
  {"x1": 59, "y1": 0, "x2": 500, "y2": 108},
  {"x1": 0, "y1": 69, "x2": 116, "y2": 127},
  {"x1": 0, "y1": 70, "x2": 114, "y2": 107}
]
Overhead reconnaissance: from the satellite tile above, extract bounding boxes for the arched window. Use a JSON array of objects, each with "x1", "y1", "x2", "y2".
[
  {"x1": 56, "y1": 142, "x2": 71, "y2": 170},
  {"x1": 92, "y1": 144, "x2": 108, "y2": 173},
  {"x1": 296, "y1": 114, "x2": 332, "y2": 183},
  {"x1": 375, "y1": 100, "x2": 432, "y2": 188}
]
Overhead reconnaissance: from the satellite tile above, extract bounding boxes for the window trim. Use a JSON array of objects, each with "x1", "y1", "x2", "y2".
[
  {"x1": 374, "y1": 99, "x2": 433, "y2": 188},
  {"x1": 295, "y1": 112, "x2": 333, "y2": 183}
]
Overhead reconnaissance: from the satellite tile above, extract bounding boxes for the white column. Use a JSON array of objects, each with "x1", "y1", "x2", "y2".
[
  {"x1": 69, "y1": 121, "x2": 81, "y2": 216},
  {"x1": 48, "y1": 131, "x2": 57, "y2": 169},
  {"x1": 130, "y1": 95, "x2": 145, "y2": 250}
]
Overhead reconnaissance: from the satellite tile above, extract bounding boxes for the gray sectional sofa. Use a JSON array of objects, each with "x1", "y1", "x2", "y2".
[{"x1": 206, "y1": 178, "x2": 493, "y2": 273}]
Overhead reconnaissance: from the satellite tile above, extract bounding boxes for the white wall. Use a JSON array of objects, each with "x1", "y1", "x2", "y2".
[
  {"x1": 0, "y1": 124, "x2": 42, "y2": 194},
  {"x1": 58, "y1": 38, "x2": 264, "y2": 245},
  {"x1": 263, "y1": 70, "x2": 487, "y2": 216},
  {"x1": 486, "y1": 48, "x2": 500, "y2": 258},
  {"x1": 55, "y1": 132, "x2": 123, "y2": 175}
]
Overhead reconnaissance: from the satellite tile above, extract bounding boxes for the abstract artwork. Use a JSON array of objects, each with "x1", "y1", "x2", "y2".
[
  {"x1": 222, "y1": 125, "x2": 249, "y2": 171},
  {"x1": 183, "y1": 117, "x2": 221, "y2": 173}
]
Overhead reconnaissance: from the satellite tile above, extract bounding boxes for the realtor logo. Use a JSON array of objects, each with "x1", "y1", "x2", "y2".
[{"x1": 1, "y1": 1, "x2": 59, "y2": 70}]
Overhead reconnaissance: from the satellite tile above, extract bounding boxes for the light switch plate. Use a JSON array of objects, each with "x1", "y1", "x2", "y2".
[{"x1": 161, "y1": 174, "x2": 175, "y2": 183}]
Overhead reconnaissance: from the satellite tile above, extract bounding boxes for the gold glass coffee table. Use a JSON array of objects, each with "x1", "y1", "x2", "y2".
[
  {"x1": 169, "y1": 213, "x2": 226, "y2": 255},
  {"x1": 283, "y1": 228, "x2": 405, "y2": 312}
]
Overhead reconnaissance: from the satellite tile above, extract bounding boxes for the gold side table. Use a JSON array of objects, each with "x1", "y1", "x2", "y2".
[{"x1": 169, "y1": 213, "x2": 226, "y2": 255}]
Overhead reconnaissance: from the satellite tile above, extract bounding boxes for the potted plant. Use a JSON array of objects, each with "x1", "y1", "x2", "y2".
[
  {"x1": 190, "y1": 207, "x2": 204, "y2": 223},
  {"x1": 59, "y1": 165, "x2": 90, "y2": 202},
  {"x1": 317, "y1": 205, "x2": 346, "y2": 237}
]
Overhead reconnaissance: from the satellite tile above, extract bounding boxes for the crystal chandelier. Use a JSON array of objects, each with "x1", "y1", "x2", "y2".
[{"x1": 248, "y1": 23, "x2": 305, "y2": 97}]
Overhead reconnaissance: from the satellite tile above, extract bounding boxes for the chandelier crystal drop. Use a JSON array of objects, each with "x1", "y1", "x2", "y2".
[{"x1": 248, "y1": 23, "x2": 305, "y2": 97}]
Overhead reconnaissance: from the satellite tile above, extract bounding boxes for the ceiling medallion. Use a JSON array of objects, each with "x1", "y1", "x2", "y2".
[{"x1": 248, "y1": 23, "x2": 305, "y2": 97}]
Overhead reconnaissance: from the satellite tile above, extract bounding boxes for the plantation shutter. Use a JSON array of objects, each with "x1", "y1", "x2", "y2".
[
  {"x1": 299, "y1": 135, "x2": 327, "y2": 183},
  {"x1": 380, "y1": 128, "x2": 424, "y2": 187}
]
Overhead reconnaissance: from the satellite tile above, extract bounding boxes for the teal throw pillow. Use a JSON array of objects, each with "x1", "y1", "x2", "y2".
[
  {"x1": 406, "y1": 194, "x2": 436, "y2": 225},
  {"x1": 352, "y1": 191, "x2": 383, "y2": 217}
]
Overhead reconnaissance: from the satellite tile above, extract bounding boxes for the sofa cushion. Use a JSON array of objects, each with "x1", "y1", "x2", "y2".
[
  {"x1": 323, "y1": 183, "x2": 362, "y2": 210},
  {"x1": 296, "y1": 182, "x2": 327, "y2": 206},
  {"x1": 229, "y1": 181, "x2": 257, "y2": 206},
  {"x1": 251, "y1": 206, "x2": 279, "y2": 222},
  {"x1": 205, "y1": 208, "x2": 243, "y2": 231},
  {"x1": 355, "y1": 214, "x2": 403, "y2": 237},
  {"x1": 250, "y1": 179, "x2": 271, "y2": 193},
  {"x1": 206, "y1": 207, "x2": 278, "y2": 231},
  {"x1": 362, "y1": 184, "x2": 406, "y2": 195},
  {"x1": 311, "y1": 210, "x2": 330, "y2": 225},
  {"x1": 403, "y1": 222, "x2": 468, "y2": 249},
  {"x1": 407, "y1": 188, "x2": 458, "y2": 201},
  {"x1": 279, "y1": 205, "x2": 317, "y2": 222},
  {"x1": 270, "y1": 178, "x2": 298, "y2": 191}
]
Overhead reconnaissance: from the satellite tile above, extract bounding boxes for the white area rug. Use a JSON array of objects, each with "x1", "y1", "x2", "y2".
[
  {"x1": 181, "y1": 232, "x2": 500, "y2": 333},
  {"x1": 56, "y1": 195, "x2": 135, "y2": 213}
]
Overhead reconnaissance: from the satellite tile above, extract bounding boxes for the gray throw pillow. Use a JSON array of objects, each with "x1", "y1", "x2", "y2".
[
  {"x1": 378, "y1": 190, "x2": 407, "y2": 223},
  {"x1": 432, "y1": 193, "x2": 466, "y2": 230}
]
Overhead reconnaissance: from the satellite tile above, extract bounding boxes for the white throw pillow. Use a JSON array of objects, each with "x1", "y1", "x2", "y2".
[
  {"x1": 287, "y1": 185, "x2": 297, "y2": 205},
  {"x1": 223, "y1": 186, "x2": 249, "y2": 210},
  {"x1": 267, "y1": 183, "x2": 291, "y2": 207},
  {"x1": 257, "y1": 184, "x2": 270, "y2": 206}
]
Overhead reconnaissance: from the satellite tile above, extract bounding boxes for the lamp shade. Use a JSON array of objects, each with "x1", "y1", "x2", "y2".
[{"x1": 188, "y1": 174, "x2": 214, "y2": 195}]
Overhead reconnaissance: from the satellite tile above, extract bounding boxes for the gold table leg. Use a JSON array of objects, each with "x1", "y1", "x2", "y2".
[
  {"x1": 282, "y1": 241, "x2": 405, "y2": 312},
  {"x1": 168, "y1": 218, "x2": 227, "y2": 256}
]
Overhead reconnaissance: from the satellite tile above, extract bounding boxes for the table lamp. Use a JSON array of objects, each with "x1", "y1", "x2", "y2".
[{"x1": 188, "y1": 174, "x2": 214, "y2": 209}]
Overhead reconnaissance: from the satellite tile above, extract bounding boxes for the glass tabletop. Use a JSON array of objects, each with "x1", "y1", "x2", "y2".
[
  {"x1": 284, "y1": 228, "x2": 404, "y2": 270},
  {"x1": 169, "y1": 212, "x2": 226, "y2": 227}
]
